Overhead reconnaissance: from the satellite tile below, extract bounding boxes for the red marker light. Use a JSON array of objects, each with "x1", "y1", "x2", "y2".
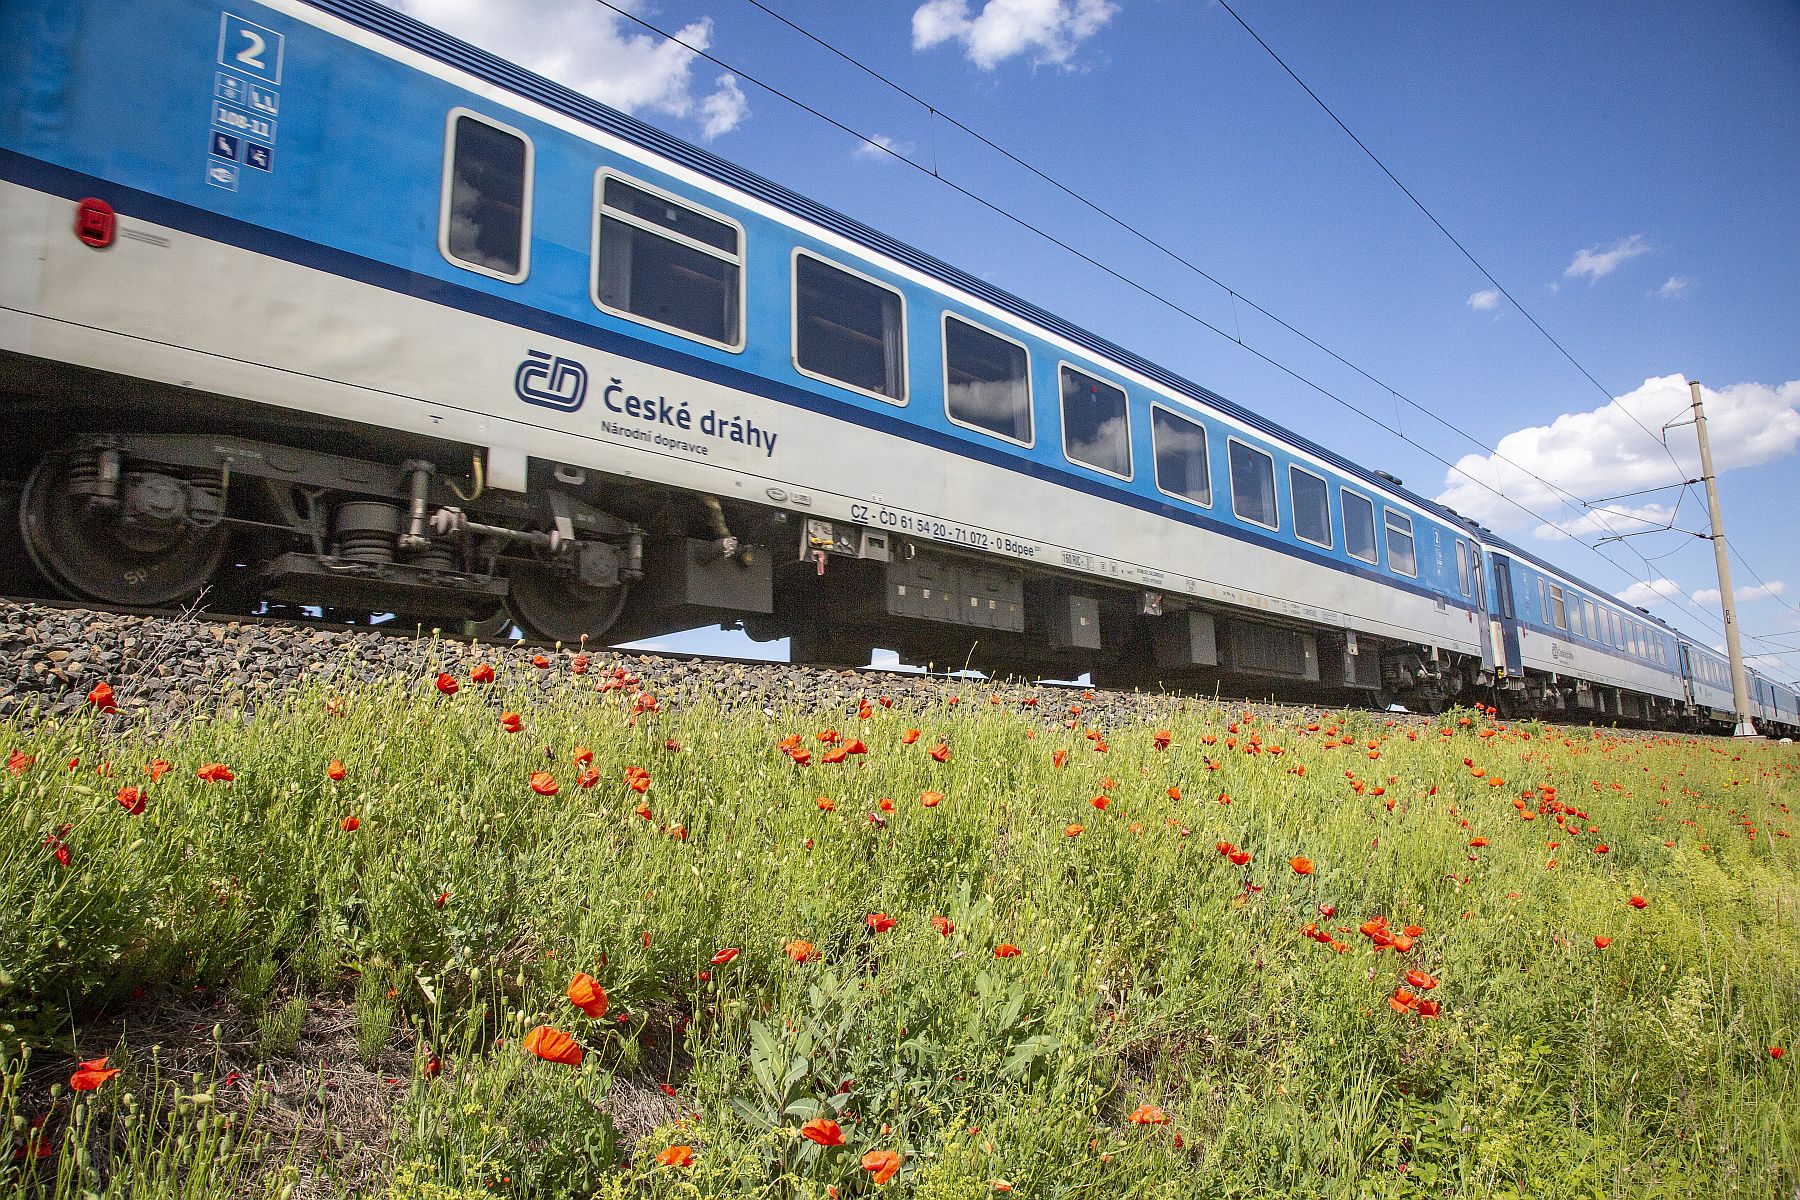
[{"x1": 75, "y1": 197, "x2": 115, "y2": 248}]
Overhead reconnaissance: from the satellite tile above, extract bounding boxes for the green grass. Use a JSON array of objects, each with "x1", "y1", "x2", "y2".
[{"x1": 2, "y1": 654, "x2": 1797, "y2": 1197}]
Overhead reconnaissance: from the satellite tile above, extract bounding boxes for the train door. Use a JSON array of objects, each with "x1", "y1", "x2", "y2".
[
  {"x1": 1468, "y1": 541, "x2": 1495, "y2": 676},
  {"x1": 1489, "y1": 553, "x2": 1523, "y2": 677},
  {"x1": 1678, "y1": 643, "x2": 1696, "y2": 704}
]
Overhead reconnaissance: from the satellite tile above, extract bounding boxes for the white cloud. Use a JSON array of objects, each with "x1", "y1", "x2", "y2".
[
  {"x1": 1565, "y1": 233, "x2": 1651, "y2": 282},
  {"x1": 912, "y1": 0, "x2": 1118, "y2": 70},
  {"x1": 1467, "y1": 289, "x2": 1500, "y2": 311},
  {"x1": 1618, "y1": 578, "x2": 1686, "y2": 608},
  {"x1": 1654, "y1": 276, "x2": 1694, "y2": 300},
  {"x1": 853, "y1": 134, "x2": 914, "y2": 161},
  {"x1": 1692, "y1": 581, "x2": 1787, "y2": 606},
  {"x1": 1435, "y1": 374, "x2": 1800, "y2": 536},
  {"x1": 393, "y1": 0, "x2": 749, "y2": 139}
]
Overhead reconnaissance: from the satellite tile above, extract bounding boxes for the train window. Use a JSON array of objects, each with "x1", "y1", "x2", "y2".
[
  {"x1": 1455, "y1": 541, "x2": 1472, "y2": 597},
  {"x1": 944, "y1": 315, "x2": 1031, "y2": 444},
  {"x1": 1548, "y1": 585, "x2": 1567, "y2": 630},
  {"x1": 1060, "y1": 365, "x2": 1131, "y2": 477},
  {"x1": 1608, "y1": 610, "x2": 1622, "y2": 649},
  {"x1": 1383, "y1": 509, "x2": 1416, "y2": 577},
  {"x1": 1151, "y1": 406, "x2": 1211, "y2": 505},
  {"x1": 1228, "y1": 440, "x2": 1278, "y2": 529},
  {"x1": 1568, "y1": 596, "x2": 1584, "y2": 638},
  {"x1": 794, "y1": 252, "x2": 906, "y2": 402},
  {"x1": 1342, "y1": 490, "x2": 1377, "y2": 563},
  {"x1": 440, "y1": 109, "x2": 532, "y2": 282},
  {"x1": 1584, "y1": 600, "x2": 1598, "y2": 641},
  {"x1": 1290, "y1": 466, "x2": 1332, "y2": 548},
  {"x1": 594, "y1": 174, "x2": 743, "y2": 350}
]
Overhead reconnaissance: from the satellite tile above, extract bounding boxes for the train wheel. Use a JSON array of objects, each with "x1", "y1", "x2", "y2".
[
  {"x1": 506, "y1": 561, "x2": 627, "y2": 644},
  {"x1": 19, "y1": 454, "x2": 226, "y2": 608}
]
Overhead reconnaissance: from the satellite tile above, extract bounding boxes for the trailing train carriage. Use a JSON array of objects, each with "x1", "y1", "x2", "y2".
[{"x1": 0, "y1": 0, "x2": 1794, "y2": 735}]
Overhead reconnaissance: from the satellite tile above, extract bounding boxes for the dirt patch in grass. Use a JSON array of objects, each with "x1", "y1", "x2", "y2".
[{"x1": 21, "y1": 985, "x2": 417, "y2": 1198}]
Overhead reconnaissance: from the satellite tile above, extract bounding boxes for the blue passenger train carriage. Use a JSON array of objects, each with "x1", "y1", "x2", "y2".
[{"x1": 1, "y1": 0, "x2": 1794, "y2": 732}]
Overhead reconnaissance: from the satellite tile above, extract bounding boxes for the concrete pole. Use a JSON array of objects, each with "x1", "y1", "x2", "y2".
[{"x1": 1689, "y1": 379, "x2": 1758, "y2": 737}]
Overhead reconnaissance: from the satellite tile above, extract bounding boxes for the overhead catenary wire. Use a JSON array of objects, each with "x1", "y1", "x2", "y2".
[
  {"x1": 736, "y1": 0, "x2": 1793, "y2": 619},
  {"x1": 736, "y1": 0, "x2": 1636, "y2": 530},
  {"x1": 578, "y1": 0, "x2": 1800, "y2": 676},
  {"x1": 1212, "y1": 0, "x2": 1688, "y2": 481}
]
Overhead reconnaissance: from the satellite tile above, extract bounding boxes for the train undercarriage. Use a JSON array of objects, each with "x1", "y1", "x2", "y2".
[{"x1": 0, "y1": 356, "x2": 1735, "y2": 727}]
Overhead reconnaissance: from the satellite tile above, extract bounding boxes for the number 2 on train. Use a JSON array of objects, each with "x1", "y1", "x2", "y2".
[{"x1": 218, "y1": 14, "x2": 283, "y2": 85}]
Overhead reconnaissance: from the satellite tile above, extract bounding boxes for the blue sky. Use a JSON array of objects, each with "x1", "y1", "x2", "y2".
[{"x1": 393, "y1": 0, "x2": 1800, "y2": 679}]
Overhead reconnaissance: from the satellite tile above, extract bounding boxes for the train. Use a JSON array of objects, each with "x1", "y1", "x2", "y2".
[{"x1": 1, "y1": 0, "x2": 1795, "y2": 737}]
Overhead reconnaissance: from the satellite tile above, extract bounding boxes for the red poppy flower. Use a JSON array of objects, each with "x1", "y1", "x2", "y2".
[
  {"x1": 866, "y1": 912, "x2": 897, "y2": 933},
  {"x1": 932, "y1": 915, "x2": 954, "y2": 936},
  {"x1": 570, "y1": 653, "x2": 589, "y2": 675},
  {"x1": 710, "y1": 947, "x2": 740, "y2": 965},
  {"x1": 471, "y1": 663, "x2": 495, "y2": 683},
  {"x1": 1090, "y1": 795, "x2": 1110, "y2": 811},
  {"x1": 994, "y1": 943, "x2": 1021, "y2": 958},
  {"x1": 500, "y1": 712, "x2": 522, "y2": 733},
  {"x1": 1469, "y1": 837, "x2": 1488, "y2": 848},
  {"x1": 1168, "y1": 786, "x2": 1182, "y2": 800},
  {"x1": 1628, "y1": 895, "x2": 1648, "y2": 909},
  {"x1": 816, "y1": 796, "x2": 836, "y2": 812},
  {"x1": 901, "y1": 729, "x2": 921, "y2": 745},
  {"x1": 197, "y1": 763, "x2": 234, "y2": 783},
  {"x1": 1593, "y1": 844, "x2": 1610, "y2": 854},
  {"x1": 340, "y1": 815, "x2": 360, "y2": 832},
  {"x1": 435, "y1": 673, "x2": 458, "y2": 695},
  {"x1": 87, "y1": 681, "x2": 118, "y2": 712},
  {"x1": 625, "y1": 766, "x2": 651, "y2": 792},
  {"x1": 785, "y1": 939, "x2": 819, "y2": 963},
  {"x1": 145, "y1": 758, "x2": 170, "y2": 781},
  {"x1": 1772, "y1": 1047, "x2": 1786, "y2": 1059},
  {"x1": 1228, "y1": 850, "x2": 1252, "y2": 866},
  {"x1": 576, "y1": 767, "x2": 600, "y2": 789},
  {"x1": 1065, "y1": 824, "x2": 1084, "y2": 837},
  {"x1": 1153, "y1": 730, "x2": 1171, "y2": 750},
  {"x1": 327, "y1": 760, "x2": 347, "y2": 782},
  {"x1": 567, "y1": 973, "x2": 608, "y2": 1018},
  {"x1": 70, "y1": 1056, "x2": 120, "y2": 1091},
  {"x1": 1593, "y1": 935, "x2": 1613, "y2": 949},
  {"x1": 802, "y1": 1117, "x2": 845, "y2": 1146},
  {"x1": 1127, "y1": 1103, "x2": 1169, "y2": 1125},
  {"x1": 1289, "y1": 856, "x2": 1315, "y2": 876},
  {"x1": 879, "y1": 797, "x2": 895, "y2": 812},
  {"x1": 532, "y1": 654, "x2": 550, "y2": 669},
  {"x1": 920, "y1": 791, "x2": 943, "y2": 808},
  {"x1": 928, "y1": 743, "x2": 951, "y2": 763},
  {"x1": 861, "y1": 1149, "x2": 901, "y2": 1184},
  {"x1": 116, "y1": 785, "x2": 147, "y2": 816},
  {"x1": 1414, "y1": 998, "x2": 1442, "y2": 1019},
  {"x1": 1404, "y1": 969, "x2": 1438, "y2": 990},
  {"x1": 7, "y1": 749, "x2": 34, "y2": 776},
  {"x1": 529, "y1": 771, "x2": 559, "y2": 796},
  {"x1": 656, "y1": 1145, "x2": 694, "y2": 1168}
]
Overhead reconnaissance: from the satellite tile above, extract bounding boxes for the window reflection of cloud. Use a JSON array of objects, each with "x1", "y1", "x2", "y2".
[
  {"x1": 950, "y1": 378, "x2": 1030, "y2": 439},
  {"x1": 1068, "y1": 414, "x2": 1127, "y2": 473}
]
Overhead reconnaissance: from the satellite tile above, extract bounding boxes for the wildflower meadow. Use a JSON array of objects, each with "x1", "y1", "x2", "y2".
[{"x1": 2, "y1": 652, "x2": 1796, "y2": 1198}]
